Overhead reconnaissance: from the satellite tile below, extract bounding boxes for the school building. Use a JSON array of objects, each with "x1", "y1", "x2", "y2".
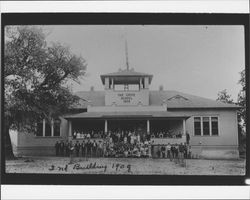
[{"x1": 9, "y1": 67, "x2": 240, "y2": 159}]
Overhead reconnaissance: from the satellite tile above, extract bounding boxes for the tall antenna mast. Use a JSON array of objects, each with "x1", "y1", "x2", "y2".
[{"x1": 125, "y1": 38, "x2": 129, "y2": 70}]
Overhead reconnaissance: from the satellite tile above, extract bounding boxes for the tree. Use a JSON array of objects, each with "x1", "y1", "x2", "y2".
[
  {"x1": 4, "y1": 26, "x2": 87, "y2": 158},
  {"x1": 237, "y1": 69, "x2": 246, "y2": 128},
  {"x1": 216, "y1": 89, "x2": 234, "y2": 104},
  {"x1": 216, "y1": 70, "x2": 246, "y2": 157},
  {"x1": 237, "y1": 69, "x2": 246, "y2": 156}
]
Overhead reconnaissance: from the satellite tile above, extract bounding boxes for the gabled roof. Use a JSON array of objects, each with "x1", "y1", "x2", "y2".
[
  {"x1": 74, "y1": 90, "x2": 240, "y2": 109},
  {"x1": 100, "y1": 69, "x2": 153, "y2": 84},
  {"x1": 149, "y1": 90, "x2": 239, "y2": 109},
  {"x1": 75, "y1": 90, "x2": 105, "y2": 109}
]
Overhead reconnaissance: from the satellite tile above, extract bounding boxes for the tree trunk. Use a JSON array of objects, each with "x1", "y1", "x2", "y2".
[{"x1": 5, "y1": 123, "x2": 15, "y2": 160}]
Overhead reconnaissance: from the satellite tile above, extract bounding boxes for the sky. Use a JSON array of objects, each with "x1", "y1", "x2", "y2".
[{"x1": 44, "y1": 25, "x2": 245, "y2": 101}]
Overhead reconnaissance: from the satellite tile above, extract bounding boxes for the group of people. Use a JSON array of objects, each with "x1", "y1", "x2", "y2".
[
  {"x1": 72, "y1": 130, "x2": 151, "y2": 143},
  {"x1": 152, "y1": 131, "x2": 183, "y2": 139},
  {"x1": 73, "y1": 131, "x2": 104, "y2": 139},
  {"x1": 55, "y1": 130, "x2": 192, "y2": 160},
  {"x1": 72, "y1": 130, "x2": 184, "y2": 140},
  {"x1": 156, "y1": 143, "x2": 192, "y2": 161},
  {"x1": 55, "y1": 140, "x2": 103, "y2": 157}
]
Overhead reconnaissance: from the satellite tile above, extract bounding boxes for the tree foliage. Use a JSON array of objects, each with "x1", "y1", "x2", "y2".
[
  {"x1": 4, "y1": 26, "x2": 87, "y2": 132},
  {"x1": 216, "y1": 69, "x2": 246, "y2": 155},
  {"x1": 216, "y1": 89, "x2": 235, "y2": 104},
  {"x1": 237, "y1": 69, "x2": 246, "y2": 128}
]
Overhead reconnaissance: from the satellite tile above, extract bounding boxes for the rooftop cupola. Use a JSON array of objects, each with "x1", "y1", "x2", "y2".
[
  {"x1": 100, "y1": 68, "x2": 153, "y2": 91},
  {"x1": 100, "y1": 39, "x2": 153, "y2": 91},
  {"x1": 100, "y1": 39, "x2": 152, "y2": 106}
]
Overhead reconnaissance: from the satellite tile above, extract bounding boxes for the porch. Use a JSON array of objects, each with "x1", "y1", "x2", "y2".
[{"x1": 64, "y1": 111, "x2": 190, "y2": 144}]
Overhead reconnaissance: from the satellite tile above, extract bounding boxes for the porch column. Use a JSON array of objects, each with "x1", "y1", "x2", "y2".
[
  {"x1": 147, "y1": 119, "x2": 150, "y2": 133},
  {"x1": 51, "y1": 119, "x2": 54, "y2": 137},
  {"x1": 105, "y1": 120, "x2": 108, "y2": 133},
  {"x1": 183, "y1": 119, "x2": 186, "y2": 135},
  {"x1": 111, "y1": 78, "x2": 114, "y2": 89},
  {"x1": 68, "y1": 120, "x2": 72, "y2": 137},
  {"x1": 42, "y1": 118, "x2": 46, "y2": 137},
  {"x1": 140, "y1": 78, "x2": 142, "y2": 89}
]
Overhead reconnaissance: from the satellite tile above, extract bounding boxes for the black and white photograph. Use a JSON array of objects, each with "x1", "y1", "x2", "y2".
[{"x1": 1, "y1": 13, "x2": 249, "y2": 185}]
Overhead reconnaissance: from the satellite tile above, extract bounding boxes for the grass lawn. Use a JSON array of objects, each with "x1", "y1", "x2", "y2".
[{"x1": 5, "y1": 156, "x2": 245, "y2": 175}]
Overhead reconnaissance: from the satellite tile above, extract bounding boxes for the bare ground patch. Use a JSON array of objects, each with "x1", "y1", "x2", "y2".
[{"x1": 5, "y1": 157, "x2": 245, "y2": 175}]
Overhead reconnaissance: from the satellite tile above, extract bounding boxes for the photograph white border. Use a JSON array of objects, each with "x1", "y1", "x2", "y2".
[
  {"x1": 0, "y1": 0, "x2": 249, "y2": 13},
  {"x1": 1, "y1": 0, "x2": 249, "y2": 199}
]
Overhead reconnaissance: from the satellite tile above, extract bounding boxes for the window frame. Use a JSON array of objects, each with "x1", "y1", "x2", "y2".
[
  {"x1": 193, "y1": 116, "x2": 219, "y2": 136},
  {"x1": 202, "y1": 117, "x2": 210, "y2": 136},
  {"x1": 194, "y1": 117, "x2": 202, "y2": 136},
  {"x1": 211, "y1": 116, "x2": 219, "y2": 136},
  {"x1": 35, "y1": 118, "x2": 61, "y2": 137}
]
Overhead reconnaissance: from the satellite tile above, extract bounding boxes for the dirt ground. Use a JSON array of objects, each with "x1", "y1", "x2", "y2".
[{"x1": 5, "y1": 157, "x2": 245, "y2": 175}]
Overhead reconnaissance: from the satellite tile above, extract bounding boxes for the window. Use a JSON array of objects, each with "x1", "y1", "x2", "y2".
[
  {"x1": 202, "y1": 117, "x2": 210, "y2": 135},
  {"x1": 114, "y1": 84, "x2": 139, "y2": 91},
  {"x1": 114, "y1": 84, "x2": 124, "y2": 91},
  {"x1": 211, "y1": 117, "x2": 219, "y2": 135},
  {"x1": 36, "y1": 122, "x2": 43, "y2": 136},
  {"x1": 54, "y1": 119, "x2": 61, "y2": 136},
  {"x1": 194, "y1": 116, "x2": 219, "y2": 136},
  {"x1": 128, "y1": 84, "x2": 139, "y2": 91},
  {"x1": 36, "y1": 118, "x2": 61, "y2": 137},
  {"x1": 194, "y1": 117, "x2": 201, "y2": 136},
  {"x1": 45, "y1": 121, "x2": 52, "y2": 136}
]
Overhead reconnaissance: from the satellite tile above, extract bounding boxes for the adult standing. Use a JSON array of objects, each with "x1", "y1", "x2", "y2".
[
  {"x1": 65, "y1": 140, "x2": 70, "y2": 157},
  {"x1": 75, "y1": 140, "x2": 80, "y2": 157},
  {"x1": 186, "y1": 132, "x2": 190, "y2": 145},
  {"x1": 69, "y1": 141, "x2": 74, "y2": 164},
  {"x1": 150, "y1": 140, "x2": 154, "y2": 158},
  {"x1": 146, "y1": 132, "x2": 151, "y2": 141},
  {"x1": 59, "y1": 140, "x2": 64, "y2": 156},
  {"x1": 174, "y1": 143, "x2": 179, "y2": 163},
  {"x1": 123, "y1": 135, "x2": 127, "y2": 144},
  {"x1": 103, "y1": 140, "x2": 107, "y2": 157},
  {"x1": 73, "y1": 131, "x2": 77, "y2": 139},
  {"x1": 184, "y1": 143, "x2": 188, "y2": 159},
  {"x1": 86, "y1": 139, "x2": 92, "y2": 158},
  {"x1": 166, "y1": 143, "x2": 171, "y2": 159},
  {"x1": 130, "y1": 133, "x2": 135, "y2": 145},
  {"x1": 137, "y1": 133, "x2": 140, "y2": 144},
  {"x1": 179, "y1": 143, "x2": 185, "y2": 164},
  {"x1": 170, "y1": 144, "x2": 175, "y2": 161},
  {"x1": 127, "y1": 131, "x2": 131, "y2": 144},
  {"x1": 81, "y1": 140, "x2": 85, "y2": 157},
  {"x1": 55, "y1": 141, "x2": 60, "y2": 156},
  {"x1": 97, "y1": 141, "x2": 103, "y2": 157},
  {"x1": 92, "y1": 140, "x2": 97, "y2": 157},
  {"x1": 161, "y1": 145, "x2": 166, "y2": 158}
]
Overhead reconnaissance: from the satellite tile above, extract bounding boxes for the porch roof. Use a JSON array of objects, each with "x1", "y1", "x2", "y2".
[{"x1": 64, "y1": 111, "x2": 190, "y2": 119}]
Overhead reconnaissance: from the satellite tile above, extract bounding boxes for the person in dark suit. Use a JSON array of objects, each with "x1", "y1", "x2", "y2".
[
  {"x1": 92, "y1": 140, "x2": 97, "y2": 157},
  {"x1": 59, "y1": 140, "x2": 65, "y2": 156},
  {"x1": 75, "y1": 141, "x2": 81, "y2": 157},
  {"x1": 161, "y1": 146, "x2": 166, "y2": 158},
  {"x1": 55, "y1": 141, "x2": 60, "y2": 156},
  {"x1": 170, "y1": 144, "x2": 175, "y2": 161},
  {"x1": 81, "y1": 140, "x2": 85, "y2": 157},
  {"x1": 97, "y1": 141, "x2": 103, "y2": 157},
  {"x1": 86, "y1": 139, "x2": 92, "y2": 158},
  {"x1": 65, "y1": 140, "x2": 70, "y2": 157},
  {"x1": 69, "y1": 141, "x2": 74, "y2": 164},
  {"x1": 186, "y1": 132, "x2": 190, "y2": 145}
]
